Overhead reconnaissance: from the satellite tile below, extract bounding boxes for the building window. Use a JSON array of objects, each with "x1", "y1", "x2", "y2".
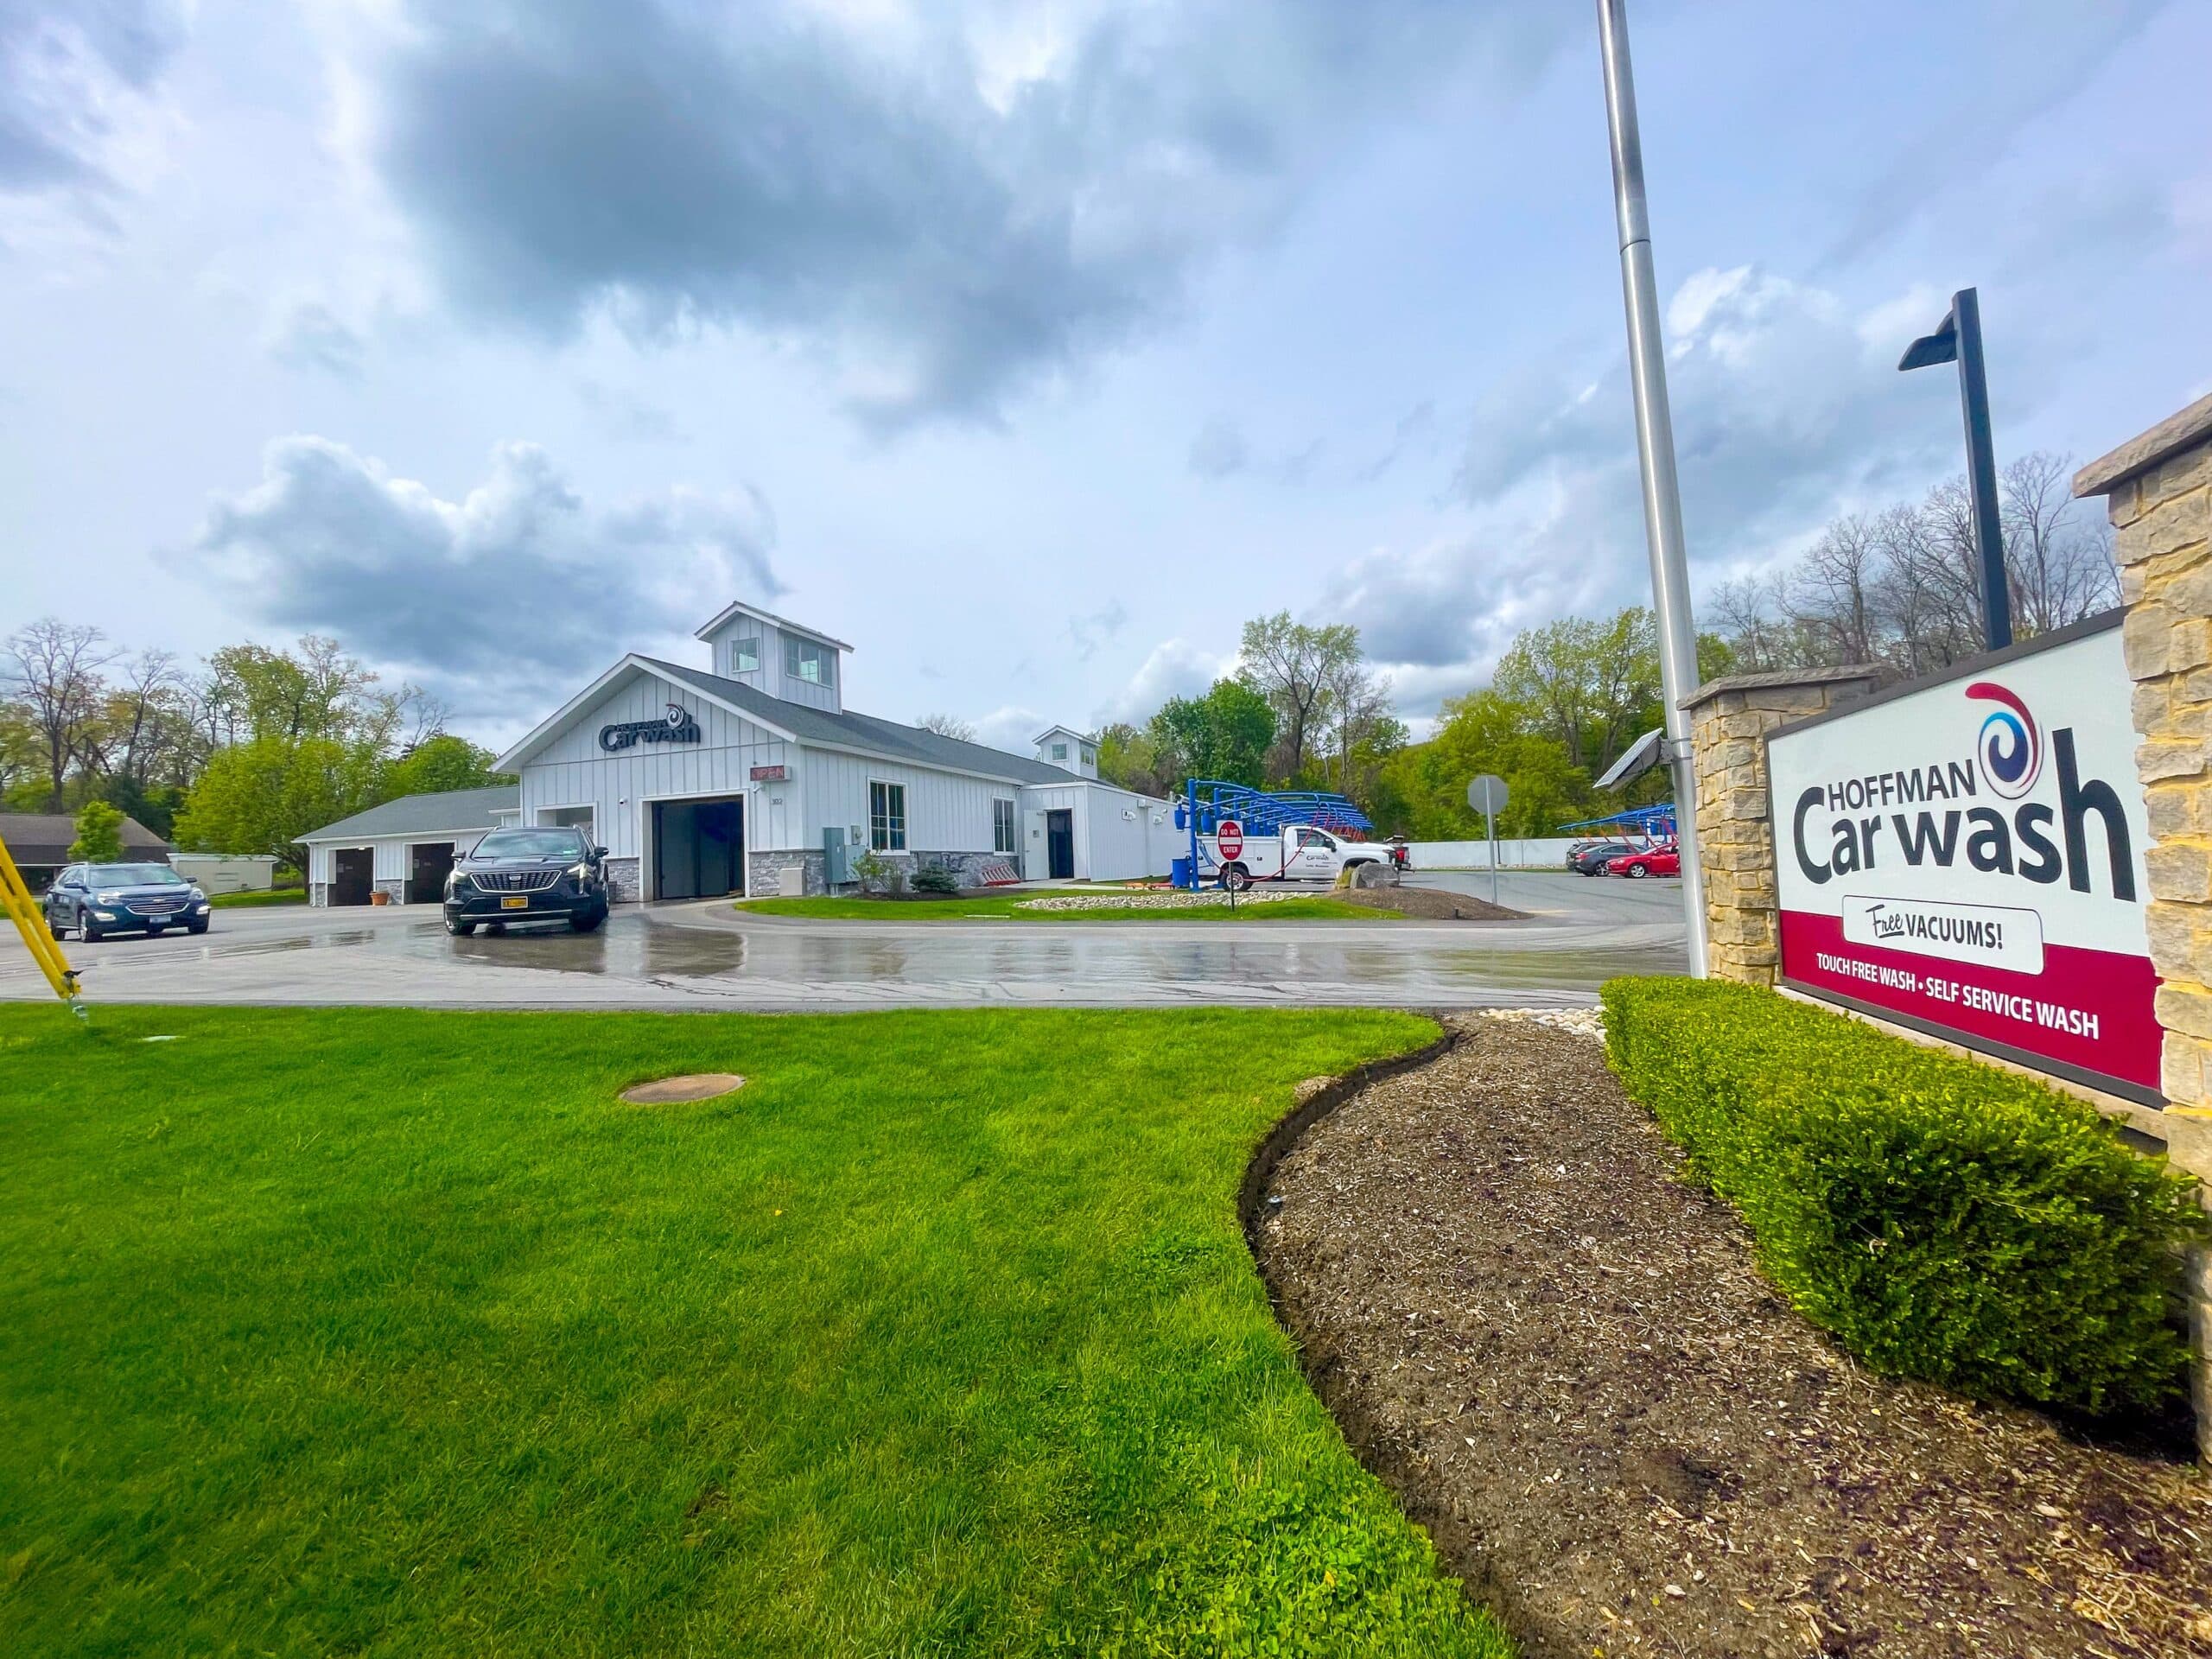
[
  {"x1": 785, "y1": 637, "x2": 835, "y2": 688},
  {"x1": 993, "y1": 798, "x2": 1017, "y2": 854},
  {"x1": 731, "y1": 637, "x2": 760, "y2": 673},
  {"x1": 869, "y1": 781, "x2": 906, "y2": 851},
  {"x1": 1081, "y1": 746, "x2": 1096, "y2": 769},
  {"x1": 1051, "y1": 742, "x2": 1068, "y2": 761}
]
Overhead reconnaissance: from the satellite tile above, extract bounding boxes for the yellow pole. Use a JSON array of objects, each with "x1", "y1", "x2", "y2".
[{"x1": 0, "y1": 832, "x2": 83, "y2": 1018}]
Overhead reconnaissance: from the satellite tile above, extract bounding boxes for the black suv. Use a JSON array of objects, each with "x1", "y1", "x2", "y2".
[
  {"x1": 46, "y1": 861, "x2": 213, "y2": 940},
  {"x1": 444, "y1": 827, "x2": 610, "y2": 936}
]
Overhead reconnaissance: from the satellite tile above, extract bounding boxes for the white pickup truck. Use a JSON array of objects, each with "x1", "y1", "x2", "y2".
[{"x1": 1198, "y1": 824, "x2": 1395, "y2": 889}]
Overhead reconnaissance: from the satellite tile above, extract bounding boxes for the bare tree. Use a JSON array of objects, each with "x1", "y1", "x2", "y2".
[
  {"x1": 916, "y1": 712, "x2": 978, "y2": 743},
  {"x1": 2002, "y1": 452, "x2": 2119, "y2": 634},
  {"x1": 5, "y1": 619, "x2": 113, "y2": 809},
  {"x1": 1717, "y1": 452, "x2": 2120, "y2": 678},
  {"x1": 1239, "y1": 613, "x2": 1356, "y2": 780}
]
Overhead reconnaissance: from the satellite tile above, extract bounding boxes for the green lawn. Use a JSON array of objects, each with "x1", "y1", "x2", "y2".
[
  {"x1": 737, "y1": 892, "x2": 1395, "y2": 922},
  {"x1": 207, "y1": 887, "x2": 307, "y2": 908},
  {"x1": 0, "y1": 1005, "x2": 1506, "y2": 1658}
]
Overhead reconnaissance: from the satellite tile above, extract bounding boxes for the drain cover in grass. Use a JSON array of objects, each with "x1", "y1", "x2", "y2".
[{"x1": 620, "y1": 1072, "x2": 746, "y2": 1104}]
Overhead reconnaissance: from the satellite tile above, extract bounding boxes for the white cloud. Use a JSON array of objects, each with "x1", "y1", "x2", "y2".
[
  {"x1": 1096, "y1": 637, "x2": 1230, "y2": 726},
  {"x1": 1322, "y1": 265, "x2": 1960, "y2": 717},
  {"x1": 186, "y1": 436, "x2": 781, "y2": 719}
]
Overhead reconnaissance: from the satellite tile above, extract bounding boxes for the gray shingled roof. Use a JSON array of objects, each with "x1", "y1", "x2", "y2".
[
  {"x1": 643, "y1": 658, "x2": 1087, "y2": 785},
  {"x1": 301, "y1": 785, "x2": 520, "y2": 842},
  {"x1": 0, "y1": 812, "x2": 169, "y2": 866}
]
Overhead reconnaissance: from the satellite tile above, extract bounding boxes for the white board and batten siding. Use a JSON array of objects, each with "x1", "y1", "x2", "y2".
[
  {"x1": 797, "y1": 747, "x2": 1022, "y2": 856},
  {"x1": 700, "y1": 614, "x2": 843, "y2": 714},
  {"x1": 1016, "y1": 782, "x2": 1172, "y2": 880},
  {"x1": 306, "y1": 836, "x2": 462, "y2": 886},
  {"x1": 516, "y1": 671, "x2": 798, "y2": 858}
]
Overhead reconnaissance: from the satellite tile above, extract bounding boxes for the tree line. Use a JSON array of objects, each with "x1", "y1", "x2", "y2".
[{"x1": 2, "y1": 620, "x2": 507, "y2": 871}]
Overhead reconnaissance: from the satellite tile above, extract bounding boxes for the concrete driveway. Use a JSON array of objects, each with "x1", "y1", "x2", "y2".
[{"x1": 0, "y1": 872, "x2": 1687, "y2": 1011}]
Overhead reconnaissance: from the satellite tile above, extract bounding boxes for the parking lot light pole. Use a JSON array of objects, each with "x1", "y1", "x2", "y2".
[{"x1": 1597, "y1": 0, "x2": 1708, "y2": 977}]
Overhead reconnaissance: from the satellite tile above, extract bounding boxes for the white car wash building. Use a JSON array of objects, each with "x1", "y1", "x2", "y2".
[{"x1": 302, "y1": 602, "x2": 1173, "y2": 905}]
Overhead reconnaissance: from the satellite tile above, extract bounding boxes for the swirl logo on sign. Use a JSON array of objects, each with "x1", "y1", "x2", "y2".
[{"x1": 1965, "y1": 681, "x2": 2040, "y2": 798}]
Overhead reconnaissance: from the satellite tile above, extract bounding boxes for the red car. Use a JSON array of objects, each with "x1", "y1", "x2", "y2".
[{"x1": 1606, "y1": 842, "x2": 1680, "y2": 879}]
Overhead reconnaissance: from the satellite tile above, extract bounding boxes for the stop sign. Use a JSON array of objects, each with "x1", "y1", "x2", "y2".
[{"x1": 1216, "y1": 819, "x2": 1244, "y2": 859}]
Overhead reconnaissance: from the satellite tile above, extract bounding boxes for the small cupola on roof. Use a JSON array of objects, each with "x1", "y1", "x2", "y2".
[
  {"x1": 1034, "y1": 724, "x2": 1097, "y2": 779},
  {"x1": 695, "y1": 601, "x2": 853, "y2": 715}
]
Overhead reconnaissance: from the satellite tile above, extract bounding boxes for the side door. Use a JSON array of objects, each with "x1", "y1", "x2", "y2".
[
  {"x1": 47, "y1": 866, "x2": 81, "y2": 924},
  {"x1": 1289, "y1": 829, "x2": 1338, "y2": 880}
]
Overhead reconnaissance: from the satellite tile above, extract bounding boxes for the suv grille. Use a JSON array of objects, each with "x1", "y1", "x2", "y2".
[
  {"x1": 126, "y1": 897, "x2": 189, "y2": 915},
  {"x1": 472, "y1": 870, "x2": 560, "y2": 893}
]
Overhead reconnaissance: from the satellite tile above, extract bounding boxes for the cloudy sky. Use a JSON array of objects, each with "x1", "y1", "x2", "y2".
[{"x1": 3, "y1": 1, "x2": 2207, "y2": 752}]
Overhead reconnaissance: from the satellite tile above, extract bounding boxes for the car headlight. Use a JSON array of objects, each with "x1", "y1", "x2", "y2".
[
  {"x1": 568, "y1": 862, "x2": 594, "y2": 883},
  {"x1": 98, "y1": 890, "x2": 125, "y2": 904},
  {"x1": 448, "y1": 870, "x2": 472, "y2": 891},
  {"x1": 188, "y1": 885, "x2": 206, "y2": 900}
]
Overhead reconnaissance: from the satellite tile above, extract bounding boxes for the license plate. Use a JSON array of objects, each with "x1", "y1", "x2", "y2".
[{"x1": 500, "y1": 895, "x2": 529, "y2": 910}]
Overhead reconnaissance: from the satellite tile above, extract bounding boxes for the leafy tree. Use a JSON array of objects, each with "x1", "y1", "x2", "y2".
[
  {"x1": 173, "y1": 736, "x2": 385, "y2": 874},
  {"x1": 1236, "y1": 613, "x2": 1350, "y2": 779},
  {"x1": 1096, "y1": 721, "x2": 1176, "y2": 796},
  {"x1": 67, "y1": 799, "x2": 127, "y2": 862},
  {"x1": 1152, "y1": 678, "x2": 1276, "y2": 789},
  {"x1": 383, "y1": 735, "x2": 511, "y2": 798}
]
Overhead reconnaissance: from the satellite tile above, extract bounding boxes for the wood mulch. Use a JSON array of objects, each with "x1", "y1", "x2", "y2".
[
  {"x1": 1252, "y1": 1014, "x2": 2212, "y2": 1658},
  {"x1": 1336, "y1": 885, "x2": 1526, "y2": 921}
]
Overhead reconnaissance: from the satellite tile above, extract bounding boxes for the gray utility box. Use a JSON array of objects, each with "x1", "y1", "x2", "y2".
[{"x1": 823, "y1": 826, "x2": 854, "y2": 887}]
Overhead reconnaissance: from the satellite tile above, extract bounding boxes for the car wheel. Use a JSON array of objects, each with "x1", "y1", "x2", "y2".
[
  {"x1": 1222, "y1": 864, "x2": 1251, "y2": 893},
  {"x1": 187, "y1": 920, "x2": 208, "y2": 935},
  {"x1": 570, "y1": 906, "x2": 606, "y2": 934},
  {"x1": 443, "y1": 915, "x2": 475, "y2": 937},
  {"x1": 1625, "y1": 863, "x2": 1649, "y2": 879},
  {"x1": 80, "y1": 921, "x2": 103, "y2": 943},
  {"x1": 48, "y1": 915, "x2": 65, "y2": 941}
]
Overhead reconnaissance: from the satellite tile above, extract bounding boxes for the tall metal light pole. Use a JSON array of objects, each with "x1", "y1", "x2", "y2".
[
  {"x1": 1597, "y1": 0, "x2": 1708, "y2": 977},
  {"x1": 1899, "y1": 288, "x2": 2011, "y2": 650}
]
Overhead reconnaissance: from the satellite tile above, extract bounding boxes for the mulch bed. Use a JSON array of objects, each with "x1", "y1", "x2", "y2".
[
  {"x1": 1252, "y1": 1014, "x2": 2212, "y2": 1658},
  {"x1": 1336, "y1": 885, "x2": 1526, "y2": 921}
]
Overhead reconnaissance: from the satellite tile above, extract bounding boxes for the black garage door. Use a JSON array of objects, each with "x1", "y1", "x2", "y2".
[
  {"x1": 331, "y1": 847, "x2": 373, "y2": 906},
  {"x1": 406, "y1": 842, "x2": 454, "y2": 905}
]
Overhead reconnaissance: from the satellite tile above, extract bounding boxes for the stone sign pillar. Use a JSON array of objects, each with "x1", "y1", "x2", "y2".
[
  {"x1": 2075, "y1": 392, "x2": 2212, "y2": 1116},
  {"x1": 1681, "y1": 666, "x2": 1880, "y2": 985}
]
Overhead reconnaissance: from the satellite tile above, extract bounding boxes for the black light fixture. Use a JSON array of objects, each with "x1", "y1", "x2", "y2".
[{"x1": 1899, "y1": 287, "x2": 2011, "y2": 651}]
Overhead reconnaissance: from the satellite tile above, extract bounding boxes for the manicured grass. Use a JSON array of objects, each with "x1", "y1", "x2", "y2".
[
  {"x1": 208, "y1": 887, "x2": 307, "y2": 908},
  {"x1": 0, "y1": 1005, "x2": 1505, "y2": 1657},
  {"x1": 736, "y1": 892, "x2": 1395, "y2": 921}
]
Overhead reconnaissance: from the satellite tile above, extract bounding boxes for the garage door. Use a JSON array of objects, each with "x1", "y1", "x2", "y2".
[
  {"x1": 331, "y1": 847, "x2": 373, "y2": 906},
  {"x1": 406, "y1": 842, "x2": 454, "y2": 905}
]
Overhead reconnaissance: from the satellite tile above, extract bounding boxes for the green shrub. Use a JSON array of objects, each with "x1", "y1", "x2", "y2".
[
  {"x1": 1601, "y1": 976, "x2": 2207, "y2": 1415},
  {"x1": 912, "y1": 862, "x2": 960, "y2": 894}
]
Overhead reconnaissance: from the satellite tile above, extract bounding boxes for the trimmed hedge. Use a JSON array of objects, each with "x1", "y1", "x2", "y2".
[{"x1": 1601, "y1": 976, "x2": 2207, "y2": 1414}]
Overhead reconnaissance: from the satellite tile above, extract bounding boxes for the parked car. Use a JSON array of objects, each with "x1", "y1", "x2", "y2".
[
  {"x1": 1606, "y1": 843, "x2": 1681, "y2": 879},
  {"x1": 1568, "y1": 841, "x2": 1636, "y2": 876},
  {"x1": 44, "y1": 861, "x2": 212, "y2": 941},
  {"x1": 443, "y1": 826, "x2": 610, "y2": 936}
]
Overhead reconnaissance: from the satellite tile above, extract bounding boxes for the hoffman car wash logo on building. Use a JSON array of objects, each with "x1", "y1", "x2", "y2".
[
  {"x1": 599, "y1": 703, "x2": 703, "y2": 752},
  {"x1": 1765, "y1": 620, "x2": 2158, "y2": 1099}
]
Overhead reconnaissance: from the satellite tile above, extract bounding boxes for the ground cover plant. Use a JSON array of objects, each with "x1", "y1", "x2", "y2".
[
  {"x1": 207, "y1": 887, "x2": 307, "y2": 907},
  {"x1": 0, "y1": 1003, "x2": 1503, "y2": 1657},
  {"x1": 1602, "y1": 976, "x2": 2206, "y2": 1414},
  {"x1": 734, "y1": 892, "x2": 1394, "y2": 921}
]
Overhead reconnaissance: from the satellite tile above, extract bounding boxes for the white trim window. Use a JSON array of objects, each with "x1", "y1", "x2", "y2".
[
  {"x1": 785, "y1": 637, "x2": 836, "y2": 687},
  {"x1": 730, "y1": 637, "x2": 760, "y2": 673},
  {"x1": 992, "y1": 798, "x2": 1017, "y2": 854},
  {"x1": 1050, "y1": 742, "x2": 1068, "y2": 761},
  {"x1": 869, "y1": 780, "x2": 907, "y2": 851}
]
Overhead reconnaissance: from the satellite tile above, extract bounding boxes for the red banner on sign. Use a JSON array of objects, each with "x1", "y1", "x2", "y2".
[{"x1": 1778, "y1": 909, "x2": 2159, "y2": 1095}]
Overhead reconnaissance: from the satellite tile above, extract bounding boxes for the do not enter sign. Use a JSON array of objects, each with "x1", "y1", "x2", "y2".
[{"x1": 1216, "y1": 819, "x2": 1244, "y2": 859}]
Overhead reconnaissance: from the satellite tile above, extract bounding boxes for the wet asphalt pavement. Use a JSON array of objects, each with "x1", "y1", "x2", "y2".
[{"x1": 2, "y1": 872, "x2": 1687, "y2": 1011}]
